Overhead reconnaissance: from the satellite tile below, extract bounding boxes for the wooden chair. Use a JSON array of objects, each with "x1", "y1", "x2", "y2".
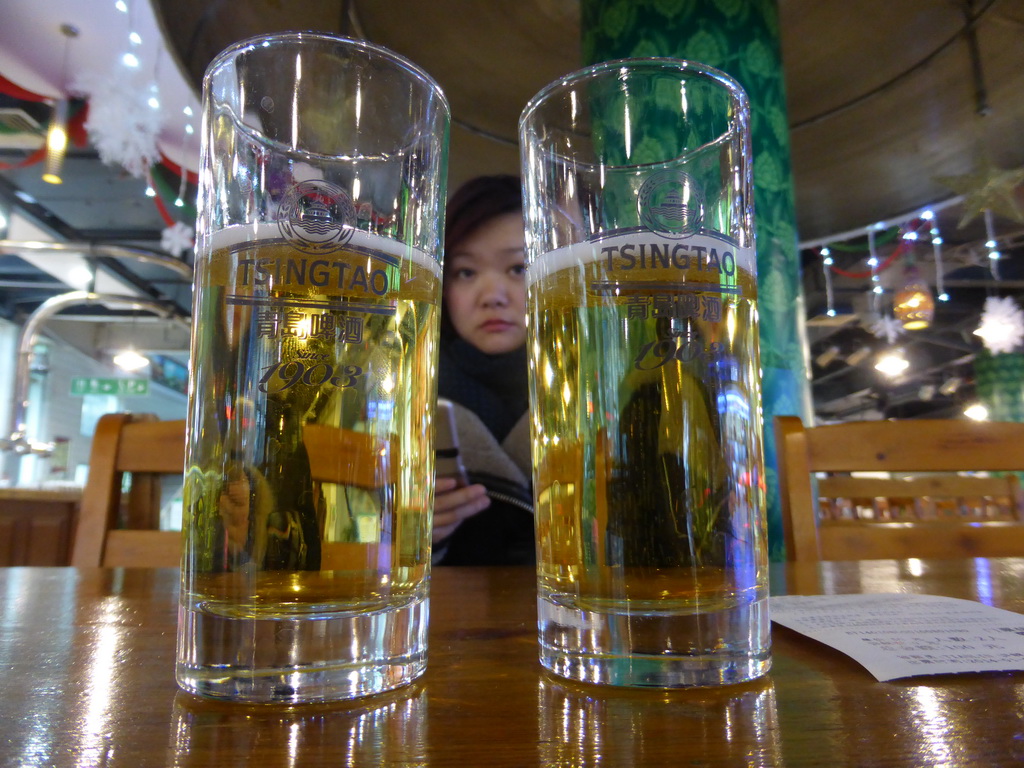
[
  {"x1": 71, "y1": 413, "x2": 400, "y2": 568},
  {"x1": 775, "y1": 416, "x2": 1024, "y2": 562},
  {"x1": 71, "y1": 413, "x2": 186, "y2": 567}
]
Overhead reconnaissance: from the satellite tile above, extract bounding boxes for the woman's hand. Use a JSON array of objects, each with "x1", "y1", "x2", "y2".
[{"x1": 433, "y1": 476, "x2": 490, "y2": 543}]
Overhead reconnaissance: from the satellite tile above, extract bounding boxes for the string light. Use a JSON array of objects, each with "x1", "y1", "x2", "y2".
[
  {"x1": 821, "y1": 246, "x2": 836, "y2": 317},
  {"x1": 173, "y1": 104, "x2": 194, "y2": 208},
  {"x1": 929, "y1": 214, "x2": 948, "y2": 302},
  {"x1": 867, "y1": 229, "x2": 882, "y2": 309},
  {"x1": 121, "y1": 1, "x2": 141, "y2": 68},
  {"x1": 984, "y1": 209, "x2": 1001, "y2": 280}
]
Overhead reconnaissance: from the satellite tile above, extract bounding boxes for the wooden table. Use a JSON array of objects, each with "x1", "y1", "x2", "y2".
[{"x1": 3, "y1": 560, "x2": 1024, "y2": 767}]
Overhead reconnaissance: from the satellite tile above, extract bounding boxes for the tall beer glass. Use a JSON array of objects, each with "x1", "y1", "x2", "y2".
[
  {"x1": 177, "y1": 33, "x2": 449, "y2": 703},
  {"x1": 519, "y1": 59, "x2": 769, "y2": 687}
]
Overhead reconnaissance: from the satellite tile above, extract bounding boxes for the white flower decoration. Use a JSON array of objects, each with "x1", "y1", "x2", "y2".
[
  {"x1": 76, "y1": 66, "x2": 162, "y2": 178},
  {"x1": 161, "y1": 222, "x2": 194, "y2": 258},
  {"x1": 975, "y1": 296, "x2": 1024, "y2": 355},
  {"x1": 870, "y1": 316, "x2": 903, "y2": 345}
]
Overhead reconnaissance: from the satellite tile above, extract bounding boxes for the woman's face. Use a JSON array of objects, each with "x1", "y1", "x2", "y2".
[{"x1": 444, "y1": 211, "x2": 527, "y2": 355}]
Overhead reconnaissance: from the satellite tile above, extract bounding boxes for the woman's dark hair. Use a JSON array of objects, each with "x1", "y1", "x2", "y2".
[
  {"x1": 444, "y1": 174, "x2": 522, "y2": 259},
  {"x1": 441, "y1": 175, "x2": 523, "y2": 337}
]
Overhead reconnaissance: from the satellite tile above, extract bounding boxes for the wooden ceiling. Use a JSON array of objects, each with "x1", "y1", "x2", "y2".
[{"x1": 153, "y1": 0, "x2": 1024, "y2": 243}]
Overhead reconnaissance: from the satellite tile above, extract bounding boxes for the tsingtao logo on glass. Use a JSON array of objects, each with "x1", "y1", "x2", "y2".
[
  {"x1": 278, "y1": 181, "x2": 357, "y2": 254},
  {"x1": 637, "y1": 170, "x2": 705, "y2": 239}
]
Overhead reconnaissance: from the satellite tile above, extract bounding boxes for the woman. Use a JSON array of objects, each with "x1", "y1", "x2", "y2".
[{"x1": 431, "y1": 175, "x2": 535, "y2": 565}]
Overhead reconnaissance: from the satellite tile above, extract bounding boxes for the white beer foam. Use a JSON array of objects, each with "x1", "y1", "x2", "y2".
[
  {"x1": 527, "y1": 230, "x2": 754, "y2": 288},
  {"x1": 209, "y1": 222, "x2": 441, "y2": 279}
]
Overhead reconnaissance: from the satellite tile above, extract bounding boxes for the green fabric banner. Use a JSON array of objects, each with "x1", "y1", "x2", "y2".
[{"x1": 581, "y1": 0, "x2": 809, "y2": 560}]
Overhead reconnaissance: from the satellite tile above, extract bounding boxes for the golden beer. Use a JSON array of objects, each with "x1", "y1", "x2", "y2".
[
  {"x1": 181, "y1": 31, "x2": 449, "y2": 704},
  {"x1": 528, "y1": 233, "x2": 770, "y2": 684},
  {"x1": 178, "y1": 225, "x2": 440, "y2": 697}
]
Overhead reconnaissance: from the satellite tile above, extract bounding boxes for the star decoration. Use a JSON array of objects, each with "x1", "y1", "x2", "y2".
[
  {"x1": 975, "y1": 296, "x2": 1024, "y2": 355},
  {"x1": 935, "y1": 157, "x2": 1024, "y2": 228},
  {"x1": 870, "y1": 315, "x2": 904, "y2": 345}
]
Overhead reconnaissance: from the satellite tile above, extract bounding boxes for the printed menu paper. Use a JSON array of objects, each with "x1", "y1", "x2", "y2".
[{"x1": 770, "y1": 593, "x2": 1024, "y2": 681}]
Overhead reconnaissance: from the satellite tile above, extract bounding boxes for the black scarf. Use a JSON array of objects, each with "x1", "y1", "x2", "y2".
[{"x1": 437, "y1": 336, "x2": 529, "y2": 443}]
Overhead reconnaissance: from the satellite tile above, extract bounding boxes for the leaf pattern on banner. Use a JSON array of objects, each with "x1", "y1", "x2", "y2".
[
  {"x1": 684, "y1": 29, "x2": 729, "y2": 68},
  {"x1": 581, "y1": 0, "x2": 805, "y2": 559},
  {"x1": 653, "y1": 0, "x2": 694, "y2": 18},
  {"x1": 713, "y1": 0, "x2": 749, "y2": 20},
  {"x1": 975, "y1": 351, "x2": 1024, "y2": 423},
  {"x1": 600, "y1": 1, "x2": 636, "y2": 40}
]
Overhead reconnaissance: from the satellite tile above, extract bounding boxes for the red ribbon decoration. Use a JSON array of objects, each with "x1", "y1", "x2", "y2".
[
  {"x1": 0, "y1": 72, "x2": 48, "y2": 102},
  {"x1": 148, "y1": 170, "x2": 177, "y2": 227},
  {"x1": 826, "y1": 218, "x2": 925, "y2": 279},
  {"x1": 0, "y1": 72, "x2": 52, "y2": 170},
  {"x1": 828, "y1": 239, "x2": 909, "y2": 279},
  {"x1": 0, "y1": 145, "x2": 46, "y2": 170},
  {"x1": 68, "y1": 102, "x2": 89, "y2": 147},
  {"x1": 159, "y1": 152, "x2": 199, "y2": 186}
]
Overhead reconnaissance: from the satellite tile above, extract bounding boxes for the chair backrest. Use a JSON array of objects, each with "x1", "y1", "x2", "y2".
[
  {"x1": 775, "y1": 416, "x2": 1024, "y2": 562},
  {"x1": 72, "y1": 413, "x2": 186, "y2": 567},
  {"x1": 71, "y1": 413, "x2": 399, "y2": 568}
]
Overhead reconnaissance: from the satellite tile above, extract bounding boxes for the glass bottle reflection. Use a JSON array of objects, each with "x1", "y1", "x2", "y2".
[
  {"x1": 168, "y1": 685, "x2": 426, "y2": 766},
  {"x1": 538, "y1": 675, "x2": 780, "y2": 766}
]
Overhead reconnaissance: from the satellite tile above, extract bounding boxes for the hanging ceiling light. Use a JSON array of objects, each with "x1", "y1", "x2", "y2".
[
  {"x1": 964, "y1": 403, "x2": 989, "y2": 421},
  {"x1": 113, "y1": 349, "x2": 150, "y2": 371},
  {"x1": 42, "y1": 24, "x2": 79, "y2": 185},
  {"x1": 892, "y1": 263, "x2": 935, "y2": 330},
  {"x1": 41, "y1": 99, "x2": 69, "y2": 185},
  {"x1": 875, "y1": 349, "x2": 910, "y2": 378}
]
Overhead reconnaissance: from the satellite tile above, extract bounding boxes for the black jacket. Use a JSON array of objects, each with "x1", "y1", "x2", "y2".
[{"x1": 433, "y1": 404, "x2": 535, "y2": 566}]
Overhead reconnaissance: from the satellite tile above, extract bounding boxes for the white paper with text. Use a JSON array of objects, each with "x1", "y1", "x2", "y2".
[{"x1": 770, "y1": 593, "x2": 1024, "y2": 681}]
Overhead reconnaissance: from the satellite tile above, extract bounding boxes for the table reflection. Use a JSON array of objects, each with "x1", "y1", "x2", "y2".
[
  {"x1": 537, "y1": 675, "x2": 779, "y2": 766},
  {"x1": 167, "y1": 684, "x2": 426, "y2": 767}
]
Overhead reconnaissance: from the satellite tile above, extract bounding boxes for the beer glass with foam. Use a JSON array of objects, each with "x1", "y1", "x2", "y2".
[
  {"x1": 519, "y1": 59, "x2": 769, "y2": 687},
  {"x1": 177, "y1": 33, "x2": 449, "y2": 703}
]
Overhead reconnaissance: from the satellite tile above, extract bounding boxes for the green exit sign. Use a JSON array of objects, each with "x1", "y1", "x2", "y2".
[{"x1": 70, "y1": 377, "x2": 150, "y2": 397}]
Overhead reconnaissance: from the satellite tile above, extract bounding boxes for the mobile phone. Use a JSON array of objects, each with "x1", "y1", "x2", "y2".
[{"x1": 435, "y1": 398, "x2": 470, "y2": 487}]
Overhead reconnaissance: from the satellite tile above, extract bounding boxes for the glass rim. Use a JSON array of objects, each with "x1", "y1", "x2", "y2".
[
  {"x1": 519, "y1": 56, "x2": 746, "y2": 133},
  {"x1": 203, "y1": 31, "x2": 451, "y2": 116}
]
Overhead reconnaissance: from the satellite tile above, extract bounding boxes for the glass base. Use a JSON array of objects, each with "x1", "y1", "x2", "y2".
[
  {"x1": 537, "y1": 594, "x2": 770, "y2": 688},
  {"x1": 176, "y1": 595, "x2": 428, "y2": 703}
]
